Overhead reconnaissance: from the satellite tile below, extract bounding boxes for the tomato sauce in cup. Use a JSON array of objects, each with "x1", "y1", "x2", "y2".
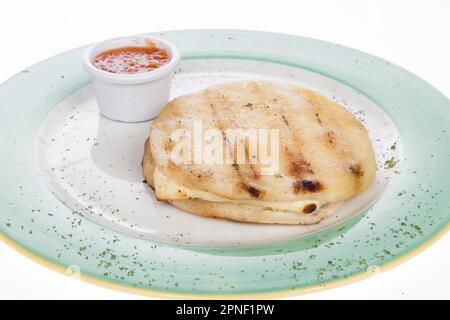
[{"x1": 93, "y1": 44, "x2": 170, "y2": 74}]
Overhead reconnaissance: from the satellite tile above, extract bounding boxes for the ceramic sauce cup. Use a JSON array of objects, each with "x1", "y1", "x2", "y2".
[{"x1": 83, "y1": 35, "x2": 180, "y2": 122}]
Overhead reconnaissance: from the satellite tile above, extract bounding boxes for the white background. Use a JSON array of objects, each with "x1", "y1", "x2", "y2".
[{"x1": 0, "y1": 0, "x2": 449, "y2": 299}]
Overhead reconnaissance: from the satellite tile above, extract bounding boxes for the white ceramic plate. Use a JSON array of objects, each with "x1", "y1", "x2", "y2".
[{"x1": 35, "y1": 58, "x2": 400, "y2": 246}]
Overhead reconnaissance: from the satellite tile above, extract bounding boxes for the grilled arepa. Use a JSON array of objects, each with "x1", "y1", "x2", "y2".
[{"x1": 143, "y1": 81, "x2": 376, "y2": 224}]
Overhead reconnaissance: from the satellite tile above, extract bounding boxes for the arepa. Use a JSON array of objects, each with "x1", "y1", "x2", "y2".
[{"x1": 143, "y1": 81, "x2": 376, "y2": 224}]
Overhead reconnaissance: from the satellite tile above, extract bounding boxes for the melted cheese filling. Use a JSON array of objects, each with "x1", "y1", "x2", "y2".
[{"x1": 153, "y1": 168, "x2": 320, "y2": 214}]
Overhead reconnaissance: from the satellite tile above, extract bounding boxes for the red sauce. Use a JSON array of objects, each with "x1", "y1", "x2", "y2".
[{"x1": 93, "y1": 45, "x2": 170, "y2": 74}]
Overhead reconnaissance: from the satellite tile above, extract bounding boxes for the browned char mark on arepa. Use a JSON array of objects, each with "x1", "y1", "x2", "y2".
[{"x1": 205, "y1": 89, "x2": 265, "y2": 198}]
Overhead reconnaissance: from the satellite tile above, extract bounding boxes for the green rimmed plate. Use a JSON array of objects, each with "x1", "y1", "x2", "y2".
[{"x1": 0, "y1": 29, "x2": 449, "y2": 298}]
